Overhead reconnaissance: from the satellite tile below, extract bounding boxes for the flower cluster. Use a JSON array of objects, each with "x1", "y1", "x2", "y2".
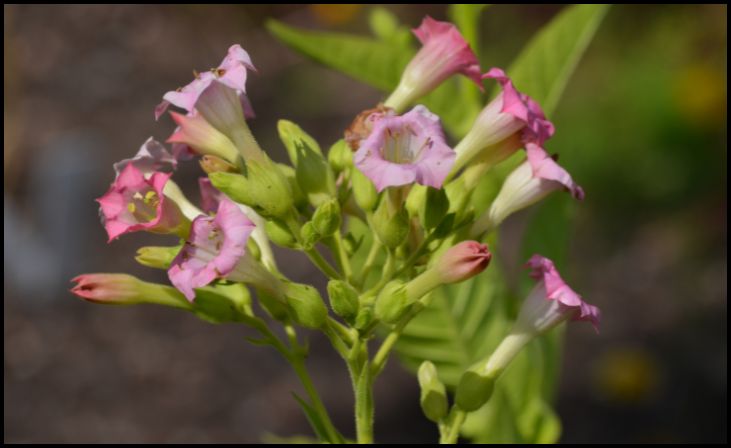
[{"x1": 71, "y1": 15, "x2": 600, "y2": 444}]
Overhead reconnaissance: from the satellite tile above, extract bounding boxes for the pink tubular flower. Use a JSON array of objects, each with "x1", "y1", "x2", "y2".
[
  {"x1": 168, "y1": 198, "x2": 280, "y2": 301},
  {"x1": 471, "y1": 142, "x2": 584, "y2": 236},
  {"x1": 354, "y1": 105, "x2": 455, "y2": 192},
  {"x1": 97, "y1": 164, "x2": 189, "y2": 242},
  {"x1": 113, "y1": 137, "x2": 177, "y2": 177},
  {"x1": 436, "y1": 241, "x2": 492, "y2": 284},
  {"x1": 518, "y1": 255, "x2": 600, "y2": 333},
  {"x1": 155, "y1": 44, "x2": 256, "y2": 120},
  {"x1": 167, "y1": 111, "x2": 240, "y2": 165},
  {"x1": 453, "y1": 67, "x2": 556, "y2": 173},
  {"x1": 71, "y1": 273, "x2": 145, "y2": 305},
  {"x1": 385, "y1": 16, "x2": 482, "y2": 112}
]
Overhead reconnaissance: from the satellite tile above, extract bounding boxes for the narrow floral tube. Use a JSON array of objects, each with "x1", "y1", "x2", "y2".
[
  {"x1": 477, "y1": 255, "x2": 600, "y2": 379},
  {"x1": 385, "y1": 16, "x2": 482, "y2": 112},
  {"x1": 471, "y1": 143, "x2": 584, "y2": 236},
  {"x1": 97, "y1": 164, "x2": 190, "y2": 242},
  {"x1": 353, "y1": 105, "x2": 455, "y2": 192},
  {"x1": 168, "y1": 197, "x2": 281, "y2": 301},
  {"x1": 453, "y1": 67, "x2": 555, "y2": 173}
]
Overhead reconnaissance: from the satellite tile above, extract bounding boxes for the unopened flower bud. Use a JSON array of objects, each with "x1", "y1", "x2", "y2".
[
  {"x1": 283, "y1": 282, "x2": 328, "y2": 329},
  {"x1": 435, "y1": 241, "x2": 491, "y2": 284},
  {"x1": 406, "y1": 184, "x2": 449, "y2": 230},
  {"x1": 312, "y1": 199, "x2": 342, "y2": 237},
  {"x1": 418, "y1": 361, "x2": 448, "y2": 422},
  {"x1": 71, "y1": 274, "x2": 150, "y2": 305},
  {"x1": 135, "y1": 245, "x2": 182, "y2": 270},
  {"x1": 327, "y1": 139, "x2": 353, "y2": 172},
  {"x1": 300, "y1": 221, "x2": 321, "y2": 250},
  {"x1": 374, "y1": 280, "x2": 412, "y2": 324},
  {"x1": 208, "y1": 160, "x2": 293, "y2": 220},
  {"x1": 352, "y1": 168, "x2": 379, "y2": 212},
  {"x1": 278, "y1": 120, "x2": 336, "y2": 207},
  {"x1": 327, "y1": 280, "x2": 359, "y2": 322},
  {"x1": 372, "y1": 199, "x2": 410, "y2": 249},
  {"x1": 455, "y1": 369, "x2": 495, "y2": 412},
  {"x1": 264, "y1": 219, "x2": 298, "y2": 248}
]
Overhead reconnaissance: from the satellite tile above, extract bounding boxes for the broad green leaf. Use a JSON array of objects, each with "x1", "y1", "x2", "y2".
[
  {"x1": 447, "y1": 4, "x2": 490, "y2": 55},
  {"x1": 267, "y1": 19, "x2": 413, "y2": 91},
  {"x1": 368, "y1": 7, "x2": 411, "y2": 46},
  {"x1": 508, "y1": 4, "x2": 611, "y2": 115}
]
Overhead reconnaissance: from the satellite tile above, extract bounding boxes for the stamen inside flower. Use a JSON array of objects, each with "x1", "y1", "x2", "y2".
[
  {"x1": 125, "y1": 189, "x2": 160, "y2": 223},
  {"x1": 383, "y1": 125, "x2": 430, "y2": 165}
]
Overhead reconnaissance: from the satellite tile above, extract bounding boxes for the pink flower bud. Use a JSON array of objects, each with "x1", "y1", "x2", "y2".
[
  {"x1": 70, "y1": 273, "x2": 145, "y2": 304},
  {"x1": 435, "y1": 240, "x2": 492, "y2": 284}
]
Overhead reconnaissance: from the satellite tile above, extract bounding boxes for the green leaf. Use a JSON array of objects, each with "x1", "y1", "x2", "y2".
[
  {"x1": 267, "y1": 19, "x2": 413, "y2": 92},
  {"x1": 507, "y1": 4, "x2": 610, "y2": 115},
  {"x1": 291, "y1": 392, "x2": 330, "y2": 443},
  {"x1": 447, "y1": 4, "x2": 489, "y2": 55}
]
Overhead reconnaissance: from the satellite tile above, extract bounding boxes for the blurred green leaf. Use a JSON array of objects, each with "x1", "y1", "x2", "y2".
[
  {"x1": 267, "y1": 19, "x2": 413, "y2": 91},
  {"x1": 507, "y1": 4, "x2": 610, "y2": 114},
  {"x1": 291, "y1": 393, "x2": 331, "y2": 443},
  {"x1": 447, "y1": 4, "x2": 490, "y2": 54}
]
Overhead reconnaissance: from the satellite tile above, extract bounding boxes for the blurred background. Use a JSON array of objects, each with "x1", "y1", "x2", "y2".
[{"x1": 4, "y1": 4, "x2": 726, "y2": 443}]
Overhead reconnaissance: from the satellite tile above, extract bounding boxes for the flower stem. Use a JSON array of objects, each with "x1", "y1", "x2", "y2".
[
  {"x1": 305, "y1": 247, "x2": 342, "y2": 280},
  {"x1": 330, "y1": 232, "x2": 353, "y2": 282},
  {"x1": 441, "y1": 408, "x2": 466, "y2": 444},
  {"x1": 356, "y1": 239, "x2": 382, "y2": 288}
]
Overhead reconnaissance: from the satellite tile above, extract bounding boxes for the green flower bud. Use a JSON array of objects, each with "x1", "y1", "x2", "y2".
[
  {"x1": 422, "y1": 187, "x2": 450, "y2": 230},
  {"x1": 135, "y1": 245, "x2": 182, "y2": 270},
  {"x1": 374, "y1": 280, "x2": 412, "y2": 324},
  {"x1": 278, "y1": 120, "x2": 336, "y2": 207},
  {"x1": 277, "y1": 163, "x2": 308, "y2": 211},
  {"x1": 455, "y1": 369, "x2": 495, "y2": 412},
  {"x1": 327, "y1": 139, "x2": 353, "y2": 172},
  {"x1": 372, "y1": 198, "x2": 410, "y2": 249},
  {"x1": 312, "y1": 199, "x2": 342, "y2": 237},
  {"x1": 418, "y1": 361, "x2": 448, "y2": 422},
  {"x1": 300, "y1": 221, "x2": 321, "y2": 250},
  {"x1": 265, "y1": 219, "x2": 298, "y2": 248},
  {"x1": 283, "y1": 282, "x2": 328, "y2": 329},
  {"x1": 256, "y1": 288, "x2": 290, "y2": 322},
  {"x1": 326, "y1": 280, "x2": 359, "y2": 321},
  {"x1": 354, "y1": 305, "x2": 374, "y2": 330},
  {"x1": 208, "y1": 158, "x2": 293, "y2": 219},
  {"x1": 192, "y1": 283, "x2": 253, "y2": 324},
  {"x1": 352, "y1": 168, "x2": 378, "y2": 212}
]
